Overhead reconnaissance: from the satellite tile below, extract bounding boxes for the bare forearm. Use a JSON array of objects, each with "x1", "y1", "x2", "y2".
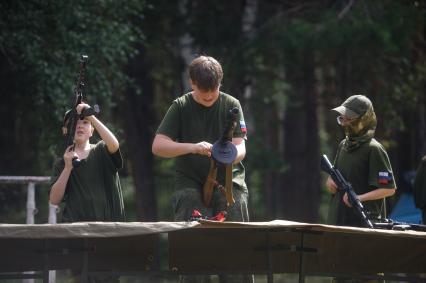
[
  {"x1": 152, "y1": 134, "x2": 195, "y2": 158},
  {"x1": 155, "y1": 143, "x2": 194, "y2": 158},
  {"x1": 232, "y1": 138, "x2": 246, "y2": 164},
  {"x1": 87, "y1": 116, "x2": 119, "y2": 153},
  {"x1": 359, "y1": 188, "x2": 396, "y2": 202},
  {"x1": 49, "y1": 167, "x2": 72, "y2": 205},
  {"x1": 234, "y1": 142, "x2": 246, "y2": 164}
]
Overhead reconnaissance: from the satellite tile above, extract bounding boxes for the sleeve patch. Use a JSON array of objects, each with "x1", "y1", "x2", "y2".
[
  {"x1": 378, "y1": 171, "x2": 393, "y2": 185},
  {"x1": 239, "y1": 120, "x2": 247, "y2": 133}
]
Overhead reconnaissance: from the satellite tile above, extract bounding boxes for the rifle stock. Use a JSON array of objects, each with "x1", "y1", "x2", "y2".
[{"x1": 225, "y1": 164, "x2": 235, "y2": 205}]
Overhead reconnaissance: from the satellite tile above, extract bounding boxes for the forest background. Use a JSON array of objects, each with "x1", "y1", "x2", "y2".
[{"x1": 0, "y1": 0, "x2": 425, "y2": 224}]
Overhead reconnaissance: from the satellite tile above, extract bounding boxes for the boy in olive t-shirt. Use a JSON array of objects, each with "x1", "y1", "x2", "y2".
[
  {"x1": 152, "y1": 56, "x2": 250, "y2": 223},
  {"x1": 326, "y1": 95, "x2": 396, "y2": 227}
]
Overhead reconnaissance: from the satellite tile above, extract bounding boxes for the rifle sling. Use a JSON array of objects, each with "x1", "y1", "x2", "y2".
[
  {"x1": 202, "y1": 159, "x2": 235, "y2": 207},
  {"x1": 202, "y1": 159, "x2": 217, "y2": 207},
  {"x1": 225, "y1": 164, "x2": 235, "y2": 206}
]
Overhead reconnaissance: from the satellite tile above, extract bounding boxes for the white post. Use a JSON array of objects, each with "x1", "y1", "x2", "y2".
[
  {"x1": 48, "y1": 203, "x2": 58, "y2": 224},
  {"x1": 26, "y1": 182, "x2": 36, "y2": 224},
  {"x1": 24, "y1": 182, "x2": 37, "y2": 283},
  {"x1": 49, "y1": 268, "x2": 56, "y2": 283},
  {"x1": 48, "y1": 204, "x2": 58, "y2": 283}
]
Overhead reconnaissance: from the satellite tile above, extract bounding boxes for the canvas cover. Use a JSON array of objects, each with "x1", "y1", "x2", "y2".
[
  {"x1": 169, "y1": 220, "x2": 426, "y2": 278},
  {"x1": 0, "y1": 221, "x2": 200, "y2": 239},
  {"x1": 1, "y1": 220, "x2": 425, "y2": 279}
]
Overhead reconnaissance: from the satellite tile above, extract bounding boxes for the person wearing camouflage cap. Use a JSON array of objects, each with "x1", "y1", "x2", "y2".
[{"x1": 326, "y1": 95, "x2": 396, "y2": 227}]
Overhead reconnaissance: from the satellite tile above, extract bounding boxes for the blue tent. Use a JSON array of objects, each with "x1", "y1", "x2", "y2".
[{"x1": 389, "y1": 193, "x2": 422, "y2": 224}]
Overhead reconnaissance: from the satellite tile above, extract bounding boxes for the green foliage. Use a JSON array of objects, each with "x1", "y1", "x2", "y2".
[
  {"x1": 0, "y1": 0, "x2": 145, "y2": 220},
  {"x1": 1, "y1": 0, "x2": 425, "y2": 222},
  {"x1": 154, "y1": 158, "x2": 176, "y2": 220},
  {"x1": 0, "y1": 0, "x2": 144, "y2": 171}
]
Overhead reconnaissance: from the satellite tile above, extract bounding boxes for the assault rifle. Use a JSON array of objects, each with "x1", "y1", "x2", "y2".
[
  {"x1": 203, "y1": 107, "x2": 239, "y2": 207},
  {"x1": 320, "y1": 154, "x2": 374, "y2": 228},
  {"x1": 64, "y1": 55, "x2": 99, "y2": 167},
  {"x1": 373, "y1": 219, "x2": 426, "y2": 232}
]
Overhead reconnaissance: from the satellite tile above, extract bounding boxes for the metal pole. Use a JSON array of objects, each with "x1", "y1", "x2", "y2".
[
  {"x1": 48, "y1": 203, "x2": 58, "y2": 283},
  {"x1": 48, "y1": 203, "x2": 58, "y2": 224},
  {"x1": 81, "y1": 239, "x2": 89, "y2": 283},
  {"x1": 266, "y1": 231, "x2": 273, "y2": 283},
  {"x1": 24, "y1": 182, "x2": 37, "y2": 283},
  {"x1": 298, "y1": 232, "x2": 305, "y2": 283},
  {"x1": 26, "y1": 182, "x2": 36, "y2": 224}
]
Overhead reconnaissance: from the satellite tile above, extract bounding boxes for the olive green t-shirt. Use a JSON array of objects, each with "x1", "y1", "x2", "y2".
[
  {"x1": 413, "y1": 157, "x2": 426, "y2": 209},
  {"x1": 156, "y1": 92, "x2": 247, "y2": 192},
  {"x1": 328, "y1": 138, "x2": 396, "y2": 226},
  {"x1": 50, "y1": 141, "x2": 126, "y2": 222}
]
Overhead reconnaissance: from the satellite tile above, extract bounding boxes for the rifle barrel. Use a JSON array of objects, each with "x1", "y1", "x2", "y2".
[{"x1": 64, "y1": 55, "x2": 89, "y2": 167}]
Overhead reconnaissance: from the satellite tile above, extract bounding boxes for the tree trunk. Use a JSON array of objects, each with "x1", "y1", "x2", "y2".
[
  {"x1": 418, "y1": 90, "x2": 426, "y2": 157},
  {"x1": 121, "y1": 49, "x2": 157, "y2": 221},
  {"x1": 263, "y1": 104, "x2": 282, "y2": 219},
  {"x1": 281, "y1": 51, "x2": 320, "y2": 222}
]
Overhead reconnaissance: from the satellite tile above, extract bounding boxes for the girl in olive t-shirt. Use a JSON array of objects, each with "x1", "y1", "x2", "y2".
[{"x1": 50, "y1": 103, "x2": 125, "y2": 222}]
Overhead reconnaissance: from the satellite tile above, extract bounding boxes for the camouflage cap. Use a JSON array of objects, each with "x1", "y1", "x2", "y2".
[{"x1": 332, "y1": 95, "x2": 373, "y2": 119}]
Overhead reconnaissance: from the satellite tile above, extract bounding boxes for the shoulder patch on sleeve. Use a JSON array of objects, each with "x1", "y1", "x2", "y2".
[
  {"x1": 239, "y1": 120, "x2": 247, "y2": 134},
  {"x1": 378, "y1": 171, "x2": 393, "y2": 185}
]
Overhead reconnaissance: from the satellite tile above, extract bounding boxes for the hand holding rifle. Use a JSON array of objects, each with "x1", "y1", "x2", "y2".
[{"x1": 321, "y1": 154, "x2": 374, "y2": 228}]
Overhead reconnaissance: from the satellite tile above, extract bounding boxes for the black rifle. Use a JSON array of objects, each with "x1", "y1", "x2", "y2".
[
  {"x1": 64, "y1": 55, "x2": 98, "y2": 167},
  {"x1": 373, "y1": 218, "x2": 426, "y2": 232},
  {"x1": 203, "y1": 107, "x2": 239, "y2": 207},
  {"x1": 320, "y1": 154, "x2": 374, "y2": 228}
]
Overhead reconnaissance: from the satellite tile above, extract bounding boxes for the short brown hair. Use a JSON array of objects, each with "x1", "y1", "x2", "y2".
[{"x1": 189, "y1": 56, "x2": 223, "y2": 92}]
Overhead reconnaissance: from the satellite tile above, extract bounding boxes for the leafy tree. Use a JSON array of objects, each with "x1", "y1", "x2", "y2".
[
  {"x1": 0, "y1": 0, "x2": 144, "y2": 221},
  {"x1": 1, "y1": 0, "x2": 425, "y2": 225}
]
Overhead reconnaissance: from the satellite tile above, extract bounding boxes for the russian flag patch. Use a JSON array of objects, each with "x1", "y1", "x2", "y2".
[
  {"x1": 240, "y1": 120, "x2": 247, "y2": 133},
  {"x1": 378, "y1": 171, "x2": 392, "y2": 185}
]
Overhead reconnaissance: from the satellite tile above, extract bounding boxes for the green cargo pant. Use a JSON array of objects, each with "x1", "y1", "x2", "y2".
[
  {"x1": 172, "y1": 187, "x2": 250, "y2": 222},
  {"x1": 172, "y1": 187, "x2": 254, "y2": 283}
]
